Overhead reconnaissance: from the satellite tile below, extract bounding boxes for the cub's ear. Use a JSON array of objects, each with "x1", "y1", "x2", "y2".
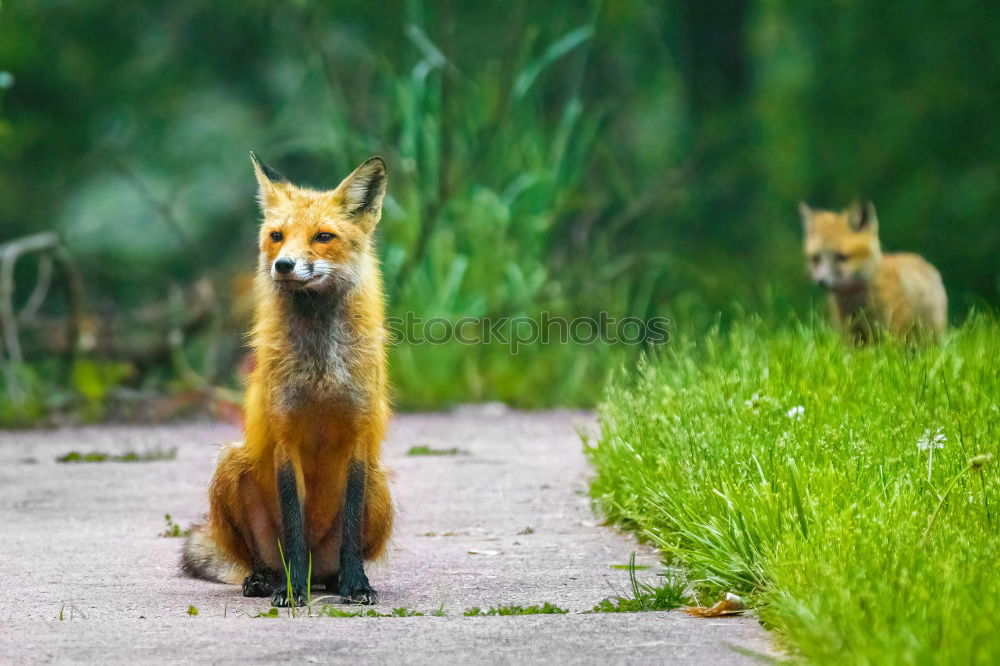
[
  {"x1": 847, "y1": 200, "x2": 878, "y2": 232},
  {"x1": 798, "y1": 201, "x2": 814, "y2": 232},
  {"x1": 249, "y1": 151, "x2": 288, "y2": 210},
  {"x1": 334, "y1": 156, "x2": 387, "y2": 233}
]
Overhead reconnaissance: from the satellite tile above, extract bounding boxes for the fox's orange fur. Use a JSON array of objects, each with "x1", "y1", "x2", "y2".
[
  {"x1": 800, "y1": 201, "x2": 947, "y2": 343},
  {"x1": 183, "y1": 154, "x2": 394, "y2": 606}
]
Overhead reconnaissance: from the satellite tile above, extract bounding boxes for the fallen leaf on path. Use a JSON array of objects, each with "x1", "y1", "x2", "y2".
[{"x1": 683, "y1": 593, "x2": 745, "y2": 618}]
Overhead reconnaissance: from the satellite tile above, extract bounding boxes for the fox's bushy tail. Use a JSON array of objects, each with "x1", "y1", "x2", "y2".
[{"x1": 180, "y1": 521, "x2": 247, "y2": 585}]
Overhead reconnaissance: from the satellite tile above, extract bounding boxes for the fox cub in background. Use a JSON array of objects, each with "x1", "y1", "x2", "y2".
[
  {"x1": 182, "y1": 154, "x2": 394, "y2": 607},
  {"x1": 800, "y1": 200, "x2": 947, "y2": 343}
]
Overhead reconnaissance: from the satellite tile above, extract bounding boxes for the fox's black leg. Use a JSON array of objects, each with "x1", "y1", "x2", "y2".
[
  {"x1": 225, "y1": 500, "x2": 281, "y2": 598},
  {"x1": 338, "y1": 460, "x2": 376, "y2": 604},
  {"x1": 271, "y1": 462, "x2": 308, "y2": 607}
]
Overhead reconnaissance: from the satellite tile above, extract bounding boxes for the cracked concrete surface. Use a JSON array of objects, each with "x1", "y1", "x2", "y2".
[{"x1": 0, "y1": 408, "x2": 774, "y2": 664}]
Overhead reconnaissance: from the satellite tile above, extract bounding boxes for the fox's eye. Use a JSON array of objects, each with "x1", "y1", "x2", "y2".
[
  {"x1": 835, "y1": 253, "x2": 848, "y2": 262},
  {"x1": 269, "y1": 231, "x2": 283, "y2": 242},
  {"x1": 314, "y1": 232, "x2": 336, "y2": 243},
  {"x1": 810, "y1": 254, "x2": 821, "y2": 265}
]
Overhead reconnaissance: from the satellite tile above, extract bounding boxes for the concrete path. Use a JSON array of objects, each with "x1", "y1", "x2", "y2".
[{"x1": 0, "y1": 408, "x2": 774, "y2": 664}]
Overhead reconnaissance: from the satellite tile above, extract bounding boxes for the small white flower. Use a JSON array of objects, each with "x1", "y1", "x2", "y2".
[
  {"x1": 786, "y1": 405, "x2": 805, "y2": 419},
  {"x1": 917, "y1": 428, "x2": 946, "y2": 451},
  {"x1": 920, "y1": 427, "x2": 947, "y2": 482}
]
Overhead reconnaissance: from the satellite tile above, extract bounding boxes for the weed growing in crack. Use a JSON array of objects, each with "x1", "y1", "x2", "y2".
[
  {"x1": 57, "y1": 447, "x2": 177, "y2": 463},
  {"x1": 592, "y1": 553, "x2": 687, "y2": 613},
  {"x1": 464, "y1": 603, "x2": 569, "y2": 616},
  {"x1": 161, "y1": 513, "x2": 191, "y2": 538},
  {"x1": 406, "y1": 445, "x2": 465, "y2": 457}
]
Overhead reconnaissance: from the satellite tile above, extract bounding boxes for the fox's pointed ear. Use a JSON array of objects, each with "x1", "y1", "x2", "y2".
[
  {"x1": 848, "y1": 200, "x2": 878, "y2": 232},
  {"x1": 333, "y1": 156, "x2": 387, "y2": 233},
  {"x1": 250, "y1": 151, "x2": 288, "y2": 210},
  {"x1": 798, "y1": 201, "x2": 814, "y2": 232}
]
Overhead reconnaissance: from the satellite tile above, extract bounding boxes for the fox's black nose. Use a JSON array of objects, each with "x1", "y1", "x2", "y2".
[{"x1": 274, "y1": 258, "x2": 295, "y2": 275}]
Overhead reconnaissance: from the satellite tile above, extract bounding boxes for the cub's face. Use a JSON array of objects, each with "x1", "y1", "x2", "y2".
[
  {"x1": 800, "y1": 201, "x2": 882, "y2": 291},
  {"x1": 252, "y1": 155, "x2": 386, "y2": 294}
]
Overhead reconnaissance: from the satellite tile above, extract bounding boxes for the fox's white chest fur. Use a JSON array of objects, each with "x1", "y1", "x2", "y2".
[{"x1": 275, "y1": 294, "x2": 365, "y2": 412}]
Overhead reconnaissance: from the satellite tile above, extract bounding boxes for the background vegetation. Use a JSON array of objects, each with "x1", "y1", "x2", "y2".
[
  {"x1": 1, "y1": 1, "x2": 997, "y2": 422},
  {"x1": 588, "y1": 316, "x2": 1000, "y2": 663}
]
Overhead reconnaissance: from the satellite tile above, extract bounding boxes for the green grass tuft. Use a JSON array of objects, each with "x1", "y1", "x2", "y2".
[
  {"x1": 406, "y1": 445, "x2": 464, "y2": 457},
  {"x1": 315, "y1": 606, "x2": 424, "y2": 618},
  {"x1": 56, "y1": 447, "x2": 177, "y2": 463},
  {"x1": 391, "y1": 607, "x2": 425, "y2": 617},
  {"x1": 160, "y1": 513, "x2": 191, "y2": 538},
  {"x1": 588, "y1": 314, "x2": 1000, "y2": 663},
  {"x1": 591, "y1": 553, "x2": 687, "y2": 613},
  {"x1": 463, "y1": 602, "x2": 569, "y2": 616}
]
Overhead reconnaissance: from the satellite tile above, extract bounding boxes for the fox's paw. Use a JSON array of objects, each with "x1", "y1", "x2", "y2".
[
  {"x1": 340, "y1": 586, "x2": 378, "y2": 605},
  {"x1": 242, "y1": 570, "x2": 278, "y2": 598},
  {"x1": 270, "y1": 587, "x2": 307, "y2": 608},
  {"x1": 339, "y1": 572, "x2": 377, "y2": 605}
]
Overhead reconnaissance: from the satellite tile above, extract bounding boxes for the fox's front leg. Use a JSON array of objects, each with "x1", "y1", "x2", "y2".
[
  {"x1": 272, "y1": 453, "x2": 308, "y2": 607},
  {"x1": 338, "y1": 459, "x2": 377, "y2": 604}
]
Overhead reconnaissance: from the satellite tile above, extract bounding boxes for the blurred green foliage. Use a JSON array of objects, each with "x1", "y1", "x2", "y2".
[{"x1": 0, "y1": 1, "x2": 997, "y2": 419}]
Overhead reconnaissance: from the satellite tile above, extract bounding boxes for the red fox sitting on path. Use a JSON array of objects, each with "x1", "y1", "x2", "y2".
[
  {"x1": 800, "y1": 200, "x2": 947, "y2": 343},
  {"x1": 182, "y1": 154, "x2": 394, "y2": 607}
]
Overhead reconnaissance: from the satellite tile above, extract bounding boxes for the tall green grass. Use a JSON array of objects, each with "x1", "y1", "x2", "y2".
[
  {"x1": 588, "y1": 314, "x2": 1000, "y2": 663},
  {"x1": 272, "y1": 13, "x2": 673, "y2": 409},
  {"x1": 368, "y1": 23, "x2": 649, "y2": 407}
]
